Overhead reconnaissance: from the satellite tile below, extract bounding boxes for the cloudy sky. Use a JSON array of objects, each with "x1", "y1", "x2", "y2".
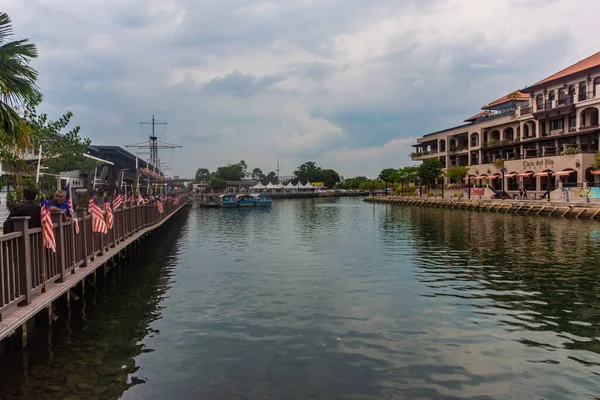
[{"x1": 4, "y1": 0, "x2": 600, "y2": 178}]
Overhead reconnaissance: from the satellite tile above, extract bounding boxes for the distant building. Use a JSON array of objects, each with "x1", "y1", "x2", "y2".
[{"x1": 411, "y1": 51, "x2": 600, "y2": 196}]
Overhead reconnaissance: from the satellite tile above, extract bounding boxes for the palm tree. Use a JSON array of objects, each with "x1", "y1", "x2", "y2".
[{"x1": 0, "y1": 11, "x2": 40, "y2": 149}]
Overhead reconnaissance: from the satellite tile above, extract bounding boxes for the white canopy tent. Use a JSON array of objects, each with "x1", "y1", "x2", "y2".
[
  {"x1": 300, "y1": 182, "x2": 314, "y2": 190},
  {"x1": 252, "y1": 182, "x2": 266, "y2": 191}
]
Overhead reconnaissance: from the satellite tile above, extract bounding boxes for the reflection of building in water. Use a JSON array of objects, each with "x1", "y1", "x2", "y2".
[
  {"x1": 411, "y1": 52, "x2": 600, "y2": 196},
  {"x1": 403, "y1": 207, "x2": 600, "y2": 347}
]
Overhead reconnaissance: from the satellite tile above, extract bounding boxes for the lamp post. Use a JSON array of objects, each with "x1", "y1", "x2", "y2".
[
  {"x1": 440, "y1": 177, "x2": 444, "y2": 199},
  {"x1": 468, "y1": 174, "x2": 471, "y2": 200},
  {"x1": 547, "y1": 169, "x2": 552, "y2": 201},
  {"x1": 501, "y1": 167, "x2": 506, "y2": 200}
]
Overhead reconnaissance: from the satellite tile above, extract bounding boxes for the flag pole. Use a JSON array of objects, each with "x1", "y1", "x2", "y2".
[
  {"x1": 69, "y1": 181, "x2": 77, "y2": 272},
  {"x1": 41, "y1": 246, "x2": 48, "y2": 293}
]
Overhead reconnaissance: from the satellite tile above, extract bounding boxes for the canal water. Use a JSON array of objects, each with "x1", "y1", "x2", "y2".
[{"x1": 1, "y1": 197, "x2": 600, "y2": 399}]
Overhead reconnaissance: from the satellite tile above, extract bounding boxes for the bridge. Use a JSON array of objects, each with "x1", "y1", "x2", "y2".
[{"x1": 0, "y1": 197, "x2": 190, "y2": 342}]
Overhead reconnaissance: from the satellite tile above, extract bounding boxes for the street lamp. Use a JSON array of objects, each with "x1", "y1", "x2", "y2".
[
  {"x1": 501, "y1": 167, "x2": 506, "y2": 200},
  {"x1": 468, "y1": 174, "x2": 471, "y2": 200},
  {"x1": 547, "y1": 169, "x2": 552, "y2": 201}
]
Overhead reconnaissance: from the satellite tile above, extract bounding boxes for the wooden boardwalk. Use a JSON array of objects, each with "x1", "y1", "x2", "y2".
[
  {"x1": 364, "y1": 196, "x2": 600, "y2": 219},
  {"x1": 0, "y1": 197, "x2": 189, "y2": 341}
]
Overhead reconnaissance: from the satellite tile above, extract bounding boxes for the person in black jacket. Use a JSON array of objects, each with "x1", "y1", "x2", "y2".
[{"x1": 3, "y1": 187, "x2": 41, "y2": 234}]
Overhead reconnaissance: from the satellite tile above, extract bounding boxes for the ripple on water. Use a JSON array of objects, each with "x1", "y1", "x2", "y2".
[{"x1": 1, "y1": 200, "x2": 600, "y2": 399}]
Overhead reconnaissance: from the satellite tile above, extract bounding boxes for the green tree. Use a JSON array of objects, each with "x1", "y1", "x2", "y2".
[
  {"x1": 195, "y1": 168, "x2": 211, "y2": 182},
  {"x1": 1, "y1": 99, "x2": 92, "y2": 186},
  {"x1": 210, "y1": 178, "x2": 227, "y2": 190},
  {"x1": 445, "y1": 166, "x2": 469, "y2": 183},
  {"x1": 265, "y1": 171, "x2": 277, "y2": 183},
  {"x1": 398, "y1": 166, "x2": 419, "y2": 183},
  {"x1": 294, "y1": 161, "x2": 322, "y2": 182},
  {"x1": 378, "y1": 168, "x2": 399, "y2": 186},
  {"x1": 418, "y1": 158, "x2": 443, "y2": 188},
  {"x1": 251, "y1": 167, "x2": 263, "y2": 180},
  {"x1": 214, "y1": 160, "x2": 247, "y2": 181},
  {"x1": 0, "y1": 12, "x2": 41, "y2": 149},
  {"x1": 320, "y1": 168, "x2": 340, "y2": 187},
  {"x1": 595, "y1": 151, "x2": 600, "y2": 170}
]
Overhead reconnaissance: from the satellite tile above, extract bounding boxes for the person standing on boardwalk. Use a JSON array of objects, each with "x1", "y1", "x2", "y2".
[
  {"x1": 2, "y1": 187, "x2": 41, "y2": 234},
  {"x1": 48, "y1": 189, "x2": 71, "y2": 220}
]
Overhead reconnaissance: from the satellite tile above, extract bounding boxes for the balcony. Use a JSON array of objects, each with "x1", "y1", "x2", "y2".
[
  {"x1": 410, "y1": 150, "x2": 438, "y2": 160},
  {"x1": 449, "y1": 145, "x2": 468, "y2": 153},
  {"x1": 481, "y1": 138, "x2": 519, "y2": 149},
  {"x1": 550, "y1": 128, "x2": 564, "y2": 136},
  {"x1": 519, "y1": 106, "x2": 532, "y2": 116}
]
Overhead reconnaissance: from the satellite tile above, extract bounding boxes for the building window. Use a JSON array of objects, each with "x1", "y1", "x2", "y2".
[
  {"x1": 551, "y1": 119, "x2": 564, "y2": 131},
  {"x1": 594, "y1": 77, "x2": 600, "y2": 98},
  {"x1": 579, "y1": 82, "x2": 587, "y2": 101},
  {"x1": 569, "y1": 115, "x2": 577, "y2": 128},
  {"x1": 558, "y1": 88, "x2": 565, "y2": 105},
  {"x1": 536, "y1": 94, "x2": 544, "y2": 110}
]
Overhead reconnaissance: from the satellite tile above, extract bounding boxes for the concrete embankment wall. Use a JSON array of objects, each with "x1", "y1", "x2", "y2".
[{"x1": 364, "y1": 196, "x2": 600, "y2": 219}]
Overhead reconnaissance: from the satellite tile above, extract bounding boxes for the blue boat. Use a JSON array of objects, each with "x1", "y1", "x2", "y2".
[
  {"x1": 219, "y1": 194, "x2": 238, "y2": 207},
  {"x1": 237, "y1": 194, "x2": 256, "y2": 207},
  {"x1": 253, "y1": 193, "x2": 272, "y2": 207}
]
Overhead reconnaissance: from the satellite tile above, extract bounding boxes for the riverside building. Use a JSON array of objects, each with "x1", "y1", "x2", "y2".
[{"x1": 411, "y1": 52, "x2": 600, "y2": 197}]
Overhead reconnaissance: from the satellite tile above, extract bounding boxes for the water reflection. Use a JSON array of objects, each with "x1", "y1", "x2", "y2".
[
  {"x1": 0, "y1": 209, "x2": 189, "y2": 400},
  {"x1": 2, "y1": 200, "x2": 600, "y2": 399},
  {"x1": 403, "y1": 207, "x2": 600, "y2": 398}
]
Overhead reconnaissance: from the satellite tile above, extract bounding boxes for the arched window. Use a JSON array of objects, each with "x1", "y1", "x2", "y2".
[
  {"x1": 536, "y1": 94, "x2": 544, "y2": 110},
  {"x1": 558, "y1": 88, "x2": 565, "y2": 105},
  {"x1": 594, "y1": 77, "x2": 600, "y2": 98},
  {"x1": 579, "y1": 82, "x2": 587, "y2": 101},
  {"x1": 547, "y1": 91, "x2": 555, "y2": 109}
]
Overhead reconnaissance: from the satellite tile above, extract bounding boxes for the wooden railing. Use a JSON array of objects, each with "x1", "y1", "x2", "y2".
[{"x1": 0, "y1": 196, "x2": 188, "y2": 320}]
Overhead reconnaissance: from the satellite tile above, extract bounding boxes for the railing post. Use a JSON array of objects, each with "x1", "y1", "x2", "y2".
[
  {"x1": 51, "y1": 212, "x2": 67, "y2": 282},
  {"x1": 12, "y1": 217, "x2": 32, "y2": 306},
  {"x1": 79, "y1": 209, "x2": 89, "y2": 267}
]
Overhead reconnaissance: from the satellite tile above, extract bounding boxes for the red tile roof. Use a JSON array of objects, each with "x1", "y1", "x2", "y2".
[
  {"x1": 464, "y1": 110, "x2": 492, "y2": 122},
  {"x1": 481, "y1": 91, "x2": 529, "y2": 110},
  {"x1": 527, "y1": 51, "x2": 600, "y2": 89}
]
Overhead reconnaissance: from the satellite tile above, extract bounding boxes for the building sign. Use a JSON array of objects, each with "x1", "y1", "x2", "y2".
[
  {"x1": 312, "y1": 182, "x2": 324, "y2": 188},
  {"x1": 470, "y1": 188, "x2": 485, "y2": 196},
  {"x1": 582, "y1": 187, "x2": 600, "y2": 199},
  {"x1": 70, "y1": 178, "x2": 84, "y2": 188},
  {"x1": 522, "y1": 158, "x2": 555, "y2": 170}
]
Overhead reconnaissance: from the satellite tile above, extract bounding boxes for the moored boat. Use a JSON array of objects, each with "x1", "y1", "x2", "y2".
[
  {"x1": 237, "y1": 194, "x2": 256, "y2": 207},
  {"x1": 220, "y1": 194, "x2": 238, "y2": 207},
  {"x1": 253, "y1": 193, "x2": 272, "y2": 207}
]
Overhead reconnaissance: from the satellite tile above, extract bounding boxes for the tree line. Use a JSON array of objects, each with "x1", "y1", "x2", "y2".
[{"x1": 194, "y1": 161, "x2": 342, "y2": 189}]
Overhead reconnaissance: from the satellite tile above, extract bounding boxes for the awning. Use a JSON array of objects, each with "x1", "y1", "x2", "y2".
[
  {"x1": 533, "y1": 171, "x2": 553, "y2": 177},
  {"x1": 552, "y1": 170, "x2": 576, "y2": 176},
  {"x1": 474, "y1": 175, "x2": 488, "y2": 179},
  {"x1": 488, "y1": 174, "x2": 501, "y2": 179},
  {"x1": 519, "y1": 172, "x2": 534, "y2": 177},
  {"x1": 591, "y1": 170, "x2": 600, "y2": 175},
  {"x1": 505, "y1": 173, "x2": 518, "y2": 178}
]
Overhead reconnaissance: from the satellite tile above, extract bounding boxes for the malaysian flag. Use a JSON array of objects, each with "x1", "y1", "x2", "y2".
[
  {"x1": 113, "y1": 188, "x2": 123, "y2": 210},
  {"x1": 66, "y1": 183, "x2": 80, "y2": 234},
  {"x1": 104, "y1": 193, "x2": 114, "y2": 229},
  {"x1": 89, "y1": 190, "x2": 107, "y2": 234},
  {"x1": 156, "y1": 199, "x2": 164, "y2": 214},
  {"x1": 41, "y1": 198, "x2": 56, "y2": 252}
]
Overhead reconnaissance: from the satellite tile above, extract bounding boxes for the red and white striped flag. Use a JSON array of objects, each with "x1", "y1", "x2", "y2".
[
  {"x1": 104, "y1": 194, "x2": 114, "y2": 229},
  {"x1": 66, "y1": 183, "x2": 80, "y2": 234},
  {"x1": 89, "y1": 190, "x2": 107, "y2": 234},
  {"x1": 41, "y1": 198, "x2": 56, "y2": 252},
  {"x1": 113, "y1": 188, "x2": 123, "y2": 210},
  {"x1": 156, "y1": 200, "x2": 164, "y2": 214}
]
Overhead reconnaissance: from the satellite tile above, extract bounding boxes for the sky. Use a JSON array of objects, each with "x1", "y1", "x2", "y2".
[{"x1": 4, "y1": 0, "x2": 600, "y2": 178}]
